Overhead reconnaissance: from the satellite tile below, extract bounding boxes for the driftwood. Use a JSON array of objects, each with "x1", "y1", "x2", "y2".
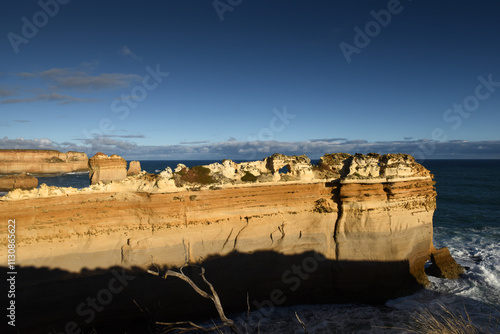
[
  {"x1": 148, "y1": 265, "x2": 238, "y2": 333},
  {"x1": 295, "y1": 311, "x2": 309, "y2": 334}
]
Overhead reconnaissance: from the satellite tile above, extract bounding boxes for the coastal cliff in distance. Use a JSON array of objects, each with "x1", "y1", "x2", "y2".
[
  {"x1": 0, "y1": 173, "x2": 38, "y2": 191},
  {"x1": 88, "y1": 152, "x2": 128, "y2": 184},
  {"x1": 0, "y1": 152, "x2": 463, "y2": 332},
  {"x1": 0, "y1": 149, "x2": 88, "y2": 174}
]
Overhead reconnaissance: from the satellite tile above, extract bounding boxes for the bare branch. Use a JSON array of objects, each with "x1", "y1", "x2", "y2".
[
  {"x1": 295, "y1": 311, "x2": 309, "y2": 334},
  {"x1": 151, "y1": 265, "x2": 238, "y2": 333}
]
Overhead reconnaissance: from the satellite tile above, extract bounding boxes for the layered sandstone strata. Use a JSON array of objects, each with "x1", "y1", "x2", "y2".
[
  {"x1": 0, "y1": 149, "x2": 88, "y2": 174},
  {"x1": 0, "y1": 152, "x2": 461, "y2": 332},
  {"x1": 127, "y1": 160, "x2": 141, "y2": 176},
  {"x1": 0, "y1": 173, "x2": 38, "y2": 191},
  {"x1": 88, "y1": 152, "x2": 128, "y2": 185}
]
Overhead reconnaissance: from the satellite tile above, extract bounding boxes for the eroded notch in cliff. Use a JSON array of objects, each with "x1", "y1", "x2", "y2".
[
  {"x1": 183, "y1": 238, "x2": 192, "y2": 264},
  {"x1": 270, "y1": 222, "x2": 286, "y2": 246},
  {"x1": 221, "y1": 228, "x2": 234, "y2": 251},
  {"x1": 382, "y1": 182, "x2": 394, "y2": 201},
  {"x1": 233, "y1": 216, "x2": 250, "y2": 249},
  {"x1": 121, "y1": 238, "x2": 131, "y2": 265},
  {"x1": 328, "y1": 180, "x2": 343, "y2": 260}
]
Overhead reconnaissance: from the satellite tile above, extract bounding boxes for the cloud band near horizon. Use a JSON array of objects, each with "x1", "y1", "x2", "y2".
[{"x1": 0, "y1": 136, "x2": 498, "y2": 161}]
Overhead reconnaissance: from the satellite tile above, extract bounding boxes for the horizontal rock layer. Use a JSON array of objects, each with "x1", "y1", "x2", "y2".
[
  {"x1": 0, "y1": 149, "x2": 88, "y2": 174},
  {"x1": 0, "y1": 173, "x2": 38, "y2": 191},
  {"x1": 127, "y1": 160, "x2": 141, "y2": 176},
  {"x1": 88, "y1": 152, "x2": 128, "y2": 185}
]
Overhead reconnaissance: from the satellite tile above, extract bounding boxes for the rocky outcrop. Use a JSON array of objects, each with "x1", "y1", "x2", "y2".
[
  {"x1": 88, "y1": 152, "x2": 128, "y2": 185},
  {"x1": 0, "y1": 173, "x2": 38, "y2": 191},
  {"x1": 0, "y1": 152, "x2": 462, "y2": 332},
  {"x1": 127, "y1": 160, "x2": 141, "y2": 176},
  {"x1": 427, "y1": 247, "x2": 465, "y2": 279},
  {"x1": 0, "y1": 149, "x2": 88, "y2": 174},
  {"x1": 203, "y1": 154, "x2": 316, "y2": 183}
]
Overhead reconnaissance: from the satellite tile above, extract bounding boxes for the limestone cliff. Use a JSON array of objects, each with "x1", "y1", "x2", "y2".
[
  {"x1": 88, "y1": 152, "x2": 128, "y2": 185},
  {"x1": 0, "y1": 152, "x2": 462, "y2": 332},
  {"x1": 127, "y1": 160, "x2": 141, "y2": 176},
  {"x1": 0, "y1": 149, "x2": 88, "y2": 174},
  {"x1": 0, "y1": 173, "x2": 38, "y2": 191}
]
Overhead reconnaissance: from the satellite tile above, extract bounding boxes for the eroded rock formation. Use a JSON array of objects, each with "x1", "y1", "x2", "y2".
[
  {"x1": 0, "y1": 149, "x2": 88, "y2": 174},
  {"x1": 127, "y1": 160, "x2": 141, "y2": 176},
  {"x1": 0, "y1": 152, "x2": 462, "y2": 332},
  {"x1": 426, "y1": 247, "x2": 465, "y2": 279},
  {"x1": 0, "y1": 173, "x2": 38, "y2": 191},
  {"x1": 88, "y1": 152, "x2": 128, "y2": 185}
]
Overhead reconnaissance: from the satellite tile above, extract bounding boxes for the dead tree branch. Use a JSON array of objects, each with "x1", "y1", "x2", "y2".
[
  {"x1": 150, "y1": 265, "x2": 238, "y2": 333},
  {"x1": 295, "y1": 311, "x2": 309, "y2": 334}
]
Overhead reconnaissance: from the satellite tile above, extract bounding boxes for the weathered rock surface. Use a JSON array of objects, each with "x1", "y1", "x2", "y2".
[
  {"x1": 0, "y1": 173, "x2": 38, "y2": 191},
  {"x1": 426, "y1": 247, "x2": 465, "y2": 279},
  {"x1": 0, "y1": 149, "x2": 88, "y2": 174},
  {"x1": 127, "y1": 160, "x2": 141, "y2": 176},
  {"x1": 88, "y1": 152, "x2": 128, "y2": 185},
  {"x1": 0, "y1": 152, "x2": 462, "y2": 332}
]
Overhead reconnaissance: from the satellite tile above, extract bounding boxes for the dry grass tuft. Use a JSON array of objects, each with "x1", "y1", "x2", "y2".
[{"x1": 405, "y1": 303, "x2": 499, "y2": 334}]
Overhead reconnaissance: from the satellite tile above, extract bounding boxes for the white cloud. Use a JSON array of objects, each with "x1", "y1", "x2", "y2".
[
  {"x1": 179, "y1": 141, "x2": 211, "y2": 145},
  {"x1": 0, "y1": 87, "x2": 16, "y2": 97},
  {"x1": 1, "y1": 137, "x2": 499, "y2": 161},
  {"x1": 1, "y1": 66, "x2": 143, "y2": 106},
  {"x1": 119, "y1": 46, "x2": 143, "y2": 62},
  {"x1": 16, "y1": 67, "x2": 142, "y2": 91},
  {"x1": 1, "y1": 93, "x2": 99, "y2": 105}
]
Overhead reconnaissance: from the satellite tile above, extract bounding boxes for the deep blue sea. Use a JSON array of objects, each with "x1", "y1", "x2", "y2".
[{"x1": 6, "y1": 159, "x2": 500, "y2": 332}]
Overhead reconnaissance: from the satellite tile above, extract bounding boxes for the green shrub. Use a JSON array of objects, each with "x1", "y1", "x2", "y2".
[
  {"x1": 314, "y1": 198, "x2": 334, "y2": 213},
  {"x1": 256, "y1": 173, "x2": 274, "y2": 183},
  {"x1": 241, "y1": 171, "x2": 257, "y2": 182},
  {"x1": 180, "y1": 166, "x2": 214, "y2": 185}
]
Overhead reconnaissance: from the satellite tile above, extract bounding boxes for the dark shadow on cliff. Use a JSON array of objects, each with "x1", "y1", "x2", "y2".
[{"x1": 0, "y1": 250, "x2": 475, "y2": 333}]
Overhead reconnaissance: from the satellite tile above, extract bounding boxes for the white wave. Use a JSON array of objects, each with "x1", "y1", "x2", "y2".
[{"x1": 430, "y1": 225, "x2": 500, "y2": 312}]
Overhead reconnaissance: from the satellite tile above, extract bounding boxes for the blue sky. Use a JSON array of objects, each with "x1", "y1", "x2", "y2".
[{"x1": 1, "y1": 0, "x2": 499, "y2": 160}]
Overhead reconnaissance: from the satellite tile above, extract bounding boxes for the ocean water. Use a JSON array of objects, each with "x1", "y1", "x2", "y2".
[{"x1": 6, "y1": 159, "x2": 500, "y2": 332}]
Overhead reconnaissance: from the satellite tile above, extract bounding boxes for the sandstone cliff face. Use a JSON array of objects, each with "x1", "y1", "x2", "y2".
[
  {"x1": 0, "y1": 149, "x2": 88, "y2": 174},
  {"x1": 88, "y1": 152, "x2": 128, "y2": 185},
  {"x1": 0, "y1": 152, "x2": 460, "y2": 332},
  {"x1": 0, "y1": 173, "x2": 38, "y2": 191},
  {"x1": 127, "y1": 160, "x2": 141, "y2": 176}
]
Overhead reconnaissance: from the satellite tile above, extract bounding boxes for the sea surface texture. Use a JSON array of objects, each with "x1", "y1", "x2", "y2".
[{"x1": 14, "y1": 159, "x2": 500, "y2": 333}]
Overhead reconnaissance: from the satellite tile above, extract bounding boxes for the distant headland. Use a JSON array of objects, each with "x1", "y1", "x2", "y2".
[{"x1": 0, "y1": 149, "x2": 88, "y2": 175}]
